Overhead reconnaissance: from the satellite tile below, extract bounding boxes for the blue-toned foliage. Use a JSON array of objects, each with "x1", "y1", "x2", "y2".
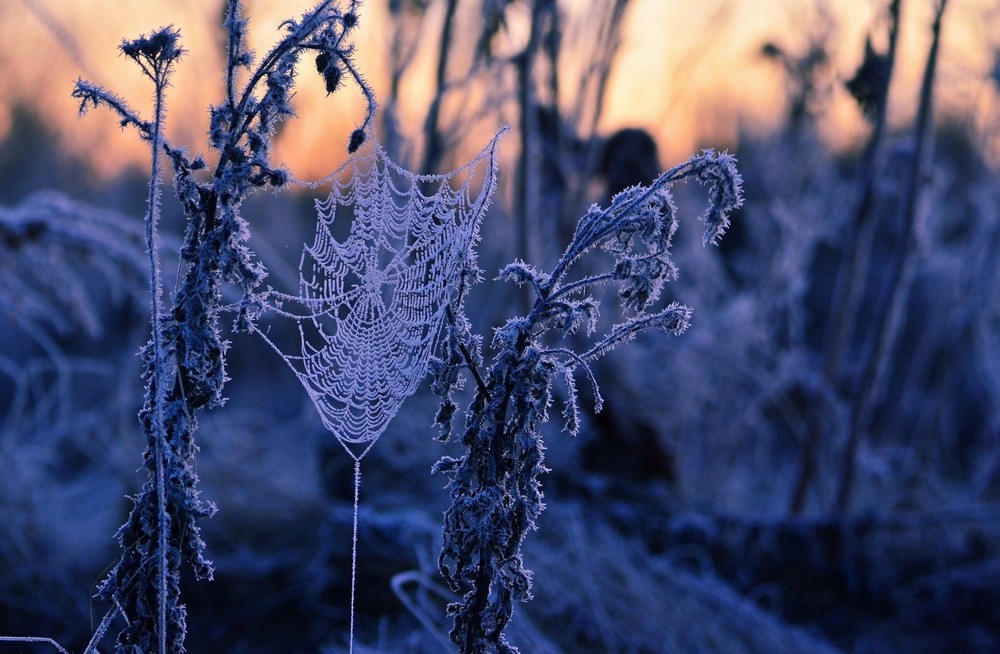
[{"x1": 432, "y1": 150, "x2": 743, "y2": 652}]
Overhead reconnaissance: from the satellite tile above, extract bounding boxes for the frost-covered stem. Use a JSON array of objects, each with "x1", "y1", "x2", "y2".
[
  {"x1": 450, "y1": 332, "x2": 535, "y2": 654},
  {"x1": 144, "y1": 55, "x2": 171, "y2": 654},
  {"x1": 578, "y1": 304, "x2": 690, "y2": 362},
  {"x1": 216, "y1": 0, "x2": 371, "y2": 175},
  {"x1": 552, "y1": 175, "x2": 668, "y2": 281},
  {"x1": 446, "y1": 305, "x2": 489, "y2": 395},
  {"x1": 466, "y1": 393, "x2": 514, "y2": 652},
  {"x1": 337, "y1": 52, "x2": 379, "y2": 135},
  {"x1": 435, "y1": 146, "x2": 739, "y2": 650},
  {"x1": 72, "y1": 4, "x2": 377, "y2": 651},
  {"x1": 241, "y1": 1, "x2": 335, "y2": 107},
  {"x1": 217, "y1": 7, "x2": 326, "y2": 173},
  {"x1": 72, "y1": 81, "x2": 151, "y2": 133},
  {"x1": 547, "y1": 271, "x2": 616, "y2": 301},
  {"x1": 81, "y1": 606, "x2": 119, "y2": 654}
]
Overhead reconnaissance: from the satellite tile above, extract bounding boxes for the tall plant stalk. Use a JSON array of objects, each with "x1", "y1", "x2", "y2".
[
  {"x1": 823, "y1": 0, "x2": 902, "y2": 384},
  {"x1": 834, "y1": 0, "x2": 950, "y2": 514},
  {"x1": 141, "y1": 35, "x2": 173, "y2": 654},
  {"x1": 72, "y1": 3, "x2": 375, "y2": 650}
]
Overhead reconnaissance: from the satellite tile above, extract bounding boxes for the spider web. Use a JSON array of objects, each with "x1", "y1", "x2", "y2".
[
  {"x1": 251, "y1": 128, "x2": 503, "y2": 654},
  {"x1": 257, "y1": 130, "x2": 502, "y2": 461}
]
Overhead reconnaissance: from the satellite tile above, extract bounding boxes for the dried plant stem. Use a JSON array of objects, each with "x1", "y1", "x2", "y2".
[
  {"x1": 823, "y1": 0, "x2": 902, "y2": 383},
  {"x1": 835, "y1": 0, "x2": 949, "y2": 514},
  {"x1": 142, "y1": 48, "x2": 171, "y2": 654}
]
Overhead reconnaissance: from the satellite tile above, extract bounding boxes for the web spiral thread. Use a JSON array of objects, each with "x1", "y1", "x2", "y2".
[{"x1": 257, "y1": 130, "x2": 503, "y2": 460}]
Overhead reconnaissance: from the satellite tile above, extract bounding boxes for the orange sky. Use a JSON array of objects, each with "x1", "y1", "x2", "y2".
[{"x1": 0, "y1": 0, "x2": 996, "y2": 180}]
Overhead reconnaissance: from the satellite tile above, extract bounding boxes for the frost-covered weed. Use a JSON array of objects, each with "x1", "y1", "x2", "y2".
[
  {"x1": 70, "y1": 2, "x2": 374, "y2": 652},
  {"x1": 432, "y1": 151, "x2": 742, "y2": 652}
]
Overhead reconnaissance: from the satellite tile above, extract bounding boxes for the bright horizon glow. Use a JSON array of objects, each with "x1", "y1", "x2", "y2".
[{"x1": 0, "y1": 0, "x2": 996, "y2": 181}]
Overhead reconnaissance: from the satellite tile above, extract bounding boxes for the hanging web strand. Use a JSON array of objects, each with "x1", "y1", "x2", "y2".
[
  {"x1": 258, "y1": 129, "x2": 502, "y2": 460},
  {"x1": 349, "y1": 458, "x2": 360, "y2": 653}
]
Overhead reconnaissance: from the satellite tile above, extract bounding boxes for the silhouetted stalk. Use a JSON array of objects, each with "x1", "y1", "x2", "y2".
[
  {"x1": 823, "y1": 0, "x2": 901, "y2": 384},
  {"x1": 516, "y1": 0, "x2": 562, "y2": 290},
  {"x1": 577, "y1": 0, "x2": 628, "y2": 148},
  {"x1": 835, "y1": 0, "x2": 949, "y2": 514},
  {"x1": 421, "y1": 0, "x2": 458, "y2": 175},
  {"x1": 570, "y1": 0, "x2": 630, "y2": 223},
  {"x1": 515, "y1": 4, "x2": 543, "y2": 273},
  {"x1": 788, "y1": 401, "x2": 823, "y2": 514}
]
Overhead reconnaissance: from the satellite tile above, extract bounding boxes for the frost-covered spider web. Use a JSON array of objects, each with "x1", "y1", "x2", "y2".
[
  {"x1": 254, "y1": 129, "x2": 501, "y2": 652},
  {"x1": 257, "y1": 130, "x2": 501, "y2": 461}
]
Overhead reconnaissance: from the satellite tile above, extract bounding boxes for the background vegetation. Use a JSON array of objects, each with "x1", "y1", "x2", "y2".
[{"x1": 1, "y1": 0, "x2": 999, "y2": 652}]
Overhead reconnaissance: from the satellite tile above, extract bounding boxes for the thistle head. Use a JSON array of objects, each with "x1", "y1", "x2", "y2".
[{"x1": 120, "y1": 26, "x2": 184, "y2": 80}]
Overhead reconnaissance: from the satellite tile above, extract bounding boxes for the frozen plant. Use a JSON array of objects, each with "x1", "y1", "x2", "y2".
[
  {"x1": 432, "y1": 150, "x2": 743, "y2": 652},
  {"x1": 70, "y1": 1, "x2": 375, "y2": 652}
]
